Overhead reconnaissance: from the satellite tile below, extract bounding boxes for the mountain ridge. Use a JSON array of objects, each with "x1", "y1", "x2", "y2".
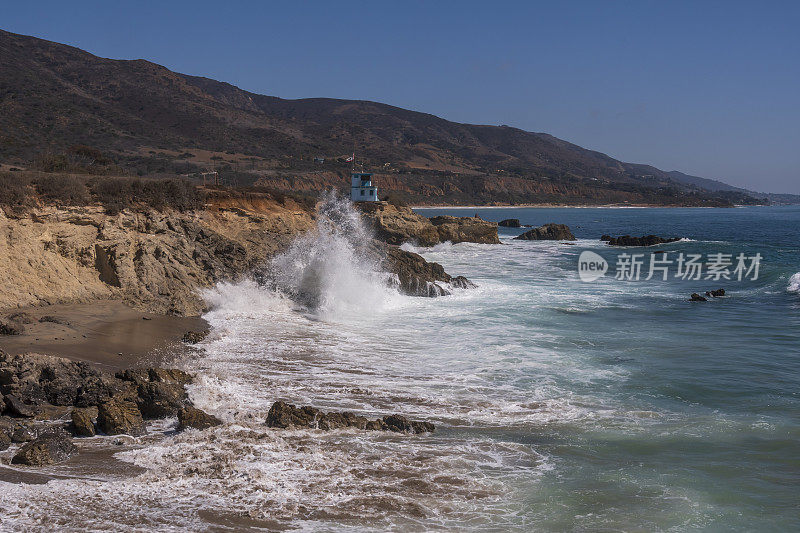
[{"x1": 0, "y1": 28, "x2": 773, "y2": 206}]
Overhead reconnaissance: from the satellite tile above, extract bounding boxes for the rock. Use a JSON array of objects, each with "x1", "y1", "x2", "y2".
[
  {"x1": 450, "y1": 276, "x2": 477, "y2": 289},
  {"x1": 382, "y1": 414, "x2": 435, "y2": 434},
  {"x1": 0, "y1": 320, "x2": 24, "y2": 335},
  {"x1": 136, "y1": 381, "x2": 186, "y2": 418},
  {"x1": 148, "y1": 368, "x2": 193, "y2": 385},
  {"x1": 4, "y1": 394, "x2": 38, "y2": 418},
  {"x1": 514, "y1": 223, "x2": 576, "y2": 241},
  {"x1": 6, "y1": 312, "x2": 34, "y2": 324},
  {"x1": 357, "y1": 203, "x2": 499, "y2": 246},
  {"x1": 177, "y1": 406, "x2": 222, "y2": 431},
  {"x1": 11, "y1": 430, "x2": 76, "y2": 466},
  {"x1": 265, "y1": 401, "x2": 434, "y2": 434},
  {"x1": 706, "y1": 288, "x2": 725, "y2": 297},
  {"x1": 690, "y1": 293, "x2": 708, "y2": 302},
  {"x1": 600, "y1": 235, "x2": 612, "y2": 241},
  {"x1": 605, "y1": 235, "x2": 681, "y2": 246},
  {"x1": 266, "y1": 401, "x2": 320, "y2": 429},
  {"x1": 182, "y1": 330, "x2": 209, "y2": 344},
  {"x1": 498, "y1": 219, "x2": 521, "y2": 228},
  {"x1": 0, "y1": 431, "x2": 10, "y2": 450},
  {"x1": 70, "y1": 407, "x2": 97, "y2": 437},
  {"x1": 428, "y1": 216, "x2": 500, "y2": 244},
  {"x1": 97, "y1": 399, "x2": 145, "y2": 436}
]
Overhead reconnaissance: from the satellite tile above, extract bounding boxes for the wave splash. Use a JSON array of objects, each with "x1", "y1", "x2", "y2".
[
  {"x1": 788, "y1": 272, "x2": 800, "y2": 293},
  {"x1": 265, "y1": 190, "x2": 399, "y2": 320}
]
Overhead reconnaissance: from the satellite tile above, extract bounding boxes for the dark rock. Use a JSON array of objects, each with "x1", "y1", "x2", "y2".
[
  {"x1": 265, "y1": 401, "x2": 434, "y2": 434},
  {"x1": 498, "y1": 218, "x2": 521, "y2": 228},
  {"x1": 97, "y1": 399, "x2": 145, "y2": 436},
  {"x1": 70, "y1": 407, "x2": 97, "y2": 437},
  {"x1": 0, "y1": 431, "x2": 10, "y2": 450},
  {"x1": 514, "y1": 223, "x2": 576, "y2": 241},
  {"x1": 690, "y1": 293, "x2": 708, "y2": 302},
  {"x1": 137, "y1": 381, "x2": 186, "y2": 418},
  {"x1": 4, "y1": 394, "x2": 38, "y2": 418},
  {"x1": 11, "y1": 430, "x2": 76, "y2": 466},
  {"x1": 38, "y1": 315, "x2": 66, "y2": 324},
  {"x1": 182, "y1": 330, "x2": 209, "y2": 344},
  {"x1": 266, "y1": 401, "x2": 320, "y2": 429},
  {"x1": 383, "y1": 246, "x2": 453, "y2": 297},
  {"x1": 605, "y1": 235, "x2": 681, "y2": 247},
  {"x1": 177, "y1": 406, "x2": 222, "y2": 431},
  {"x1": 382, "y1": 414, "x2": 435, "y2": 434},
  {"x1": 0, "y1": 321, "x2": 24, "y2": 335},
  {"x1": 450, "y1": 276, "x2": 477, "y2": 289},
  {"x1": 600, "y1": 235, "x2": 612, "y2": 241},
  {"x1": 706, "y1": 288, "x2": 725, "y2": 297}
]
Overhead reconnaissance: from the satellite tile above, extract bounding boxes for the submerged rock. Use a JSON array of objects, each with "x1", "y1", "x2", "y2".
[
  {"x1": 177, "y1": 406, "x2": 222, "y2": 431},
  {"x1": 706, "y1": 288, "x2": 726, "y2": 297},
  {"x1": 514, "y1": 223, "x2": 576, "y2": 241},
  {"x1": 265, "y1": 401, "x2": 435, "y2": 434},
  {"x1": 605, "y1": 235, "x2": 681, "y2": 246},
  {"x1": 11, "y1": 429, "x2": 76, "y2": 466},
  {"x1": 690, "y1": 293, "x2": 708, "y2": 302},
  {"x1": 97, "y1": 399, "x2": 145, "y2": 436}
]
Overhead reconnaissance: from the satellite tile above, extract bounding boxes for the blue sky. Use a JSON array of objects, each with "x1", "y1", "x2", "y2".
[{"x1": 4, "y1": 1, "x2": 799, "y2": 193}]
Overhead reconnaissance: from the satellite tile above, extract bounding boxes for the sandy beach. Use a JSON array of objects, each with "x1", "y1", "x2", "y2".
[{"x1": 0, "y1": 300, "x2": 207, "y2": 371}]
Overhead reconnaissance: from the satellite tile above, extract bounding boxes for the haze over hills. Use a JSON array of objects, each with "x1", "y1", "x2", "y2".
[{"x1": 0, "y1": 29, "x2": 787, "y2": 206}]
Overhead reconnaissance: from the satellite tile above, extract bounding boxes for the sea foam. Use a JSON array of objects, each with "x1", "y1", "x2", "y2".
[{"x1": 788, "y1": 272, "x2": 800, "y2": 293}]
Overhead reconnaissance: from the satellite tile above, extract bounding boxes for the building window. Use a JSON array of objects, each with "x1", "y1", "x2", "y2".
[{"x1": 361, "y1": 190, "x2": 365, "y2": 196}]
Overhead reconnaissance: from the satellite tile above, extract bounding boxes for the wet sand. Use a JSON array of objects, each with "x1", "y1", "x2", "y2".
[{"x1": 0, "y1": 300, "x2": 207, "y2": 371}]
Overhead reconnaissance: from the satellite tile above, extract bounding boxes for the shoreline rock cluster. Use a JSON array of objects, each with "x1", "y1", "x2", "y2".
[
  {"x1": 0, "y1": 349, "x2": 221, "y2": 465},
  {"x1": 691, "y1": 288, "x2": 726, "y2": 301},
  {"x1": 1, "y1": 349, "x2": 437, "y2": 466}
]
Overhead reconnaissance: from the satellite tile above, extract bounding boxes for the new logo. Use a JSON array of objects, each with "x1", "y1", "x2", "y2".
[{"x1": 578, "y1": 251, "x2": 608, "y2": 282}]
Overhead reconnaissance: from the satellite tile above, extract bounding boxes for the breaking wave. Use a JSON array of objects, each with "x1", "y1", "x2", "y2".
[
  {"x1": 261, "y1": 190, "x2": 400, "y2": 320},
  {"x1": 788, "y1": 272, "x2": 800, "y2": 293}
]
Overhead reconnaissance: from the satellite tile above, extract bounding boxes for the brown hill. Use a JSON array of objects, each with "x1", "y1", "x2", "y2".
[{"x1": 0, "y1": 29, "x2": 760, "y2": 206}]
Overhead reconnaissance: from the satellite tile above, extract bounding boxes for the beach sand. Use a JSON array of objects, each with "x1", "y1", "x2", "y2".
[{"x1": 0, "y1": 300, "x2": 207, "y2": 371}]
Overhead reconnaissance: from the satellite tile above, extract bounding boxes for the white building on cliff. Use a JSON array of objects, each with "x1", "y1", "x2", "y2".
[{"x1": 350, "y1": 172, "x2": 378, "y2": 202}]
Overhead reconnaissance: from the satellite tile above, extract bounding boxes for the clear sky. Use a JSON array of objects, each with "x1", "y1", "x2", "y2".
[{"x1": 3, "y1": 1, "x2": 799, "y2": 193}]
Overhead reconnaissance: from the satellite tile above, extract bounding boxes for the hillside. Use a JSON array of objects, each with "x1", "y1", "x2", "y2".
[{"x1": 0, "y1": 29, "x2": 764, "y2": 206}]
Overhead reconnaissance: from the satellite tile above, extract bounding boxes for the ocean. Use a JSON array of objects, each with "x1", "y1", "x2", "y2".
[{"x1": 1, "y1": 201, "x2": 799, "y2": 531}]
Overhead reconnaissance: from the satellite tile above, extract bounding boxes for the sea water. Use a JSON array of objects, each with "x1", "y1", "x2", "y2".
[{"x1": 1, "y1": 201, "x2": 798, "y2": 531}]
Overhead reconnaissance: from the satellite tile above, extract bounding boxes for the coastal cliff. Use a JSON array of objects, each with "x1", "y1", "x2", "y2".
[{"x1": 0, "y1": 185, "x2": 497, "y2": 316}]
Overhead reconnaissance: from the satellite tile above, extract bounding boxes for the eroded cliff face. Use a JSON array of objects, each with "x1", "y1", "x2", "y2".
[{"x1": 0, "y1": 196, "x2": 314, "y2": 315}]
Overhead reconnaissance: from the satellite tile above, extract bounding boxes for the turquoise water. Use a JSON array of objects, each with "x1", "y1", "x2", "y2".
[{"x1": 413, "y1": 205, "x2": 800, "y2": 530}]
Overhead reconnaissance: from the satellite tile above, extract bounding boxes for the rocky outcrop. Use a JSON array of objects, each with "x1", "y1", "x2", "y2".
[
  {"x1": 265, "y1": 401, "x2": 434, "y2": 434},
  {"x1": 97, "y1": 398, "x2": 145, "y2": 436},
  {"x1": 514, "y1": 223, "x2": 576, "y2": 241},
  {"x1": 357, "y1": 202, "x2": 499, "y2": 245},
  {"x1": 690, "y1": 293, "x2": 708, "y2": 302},
  {"x1": 428, "y1": 215, "x2": 500, "y2": 244},
  {"x1": 177, "y1": 406, "x2": 222, "y2": 431},
  {"x1": 0, "y1": 320, "x2": 24, "y2": 335},
  {"x1": 11, "y1": 429, "x2": 77, "y2": 466},
  {"x1": 605, "y1": 235, "x2": 681, "y2": 246},
  {"x1": 498, "y1": 219, "x2": 521, "y2": 228},
  {"x1": 706, "y1": 288, "x2": 725, "y2": 297},
  {"x1": 383, "y1": 246, "x2": 475, "y2": 297}
]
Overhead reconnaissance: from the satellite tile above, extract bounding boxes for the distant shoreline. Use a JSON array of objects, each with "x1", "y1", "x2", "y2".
[{"x1": 411, "y1": 204, "x2": 738, "y2": 209}]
